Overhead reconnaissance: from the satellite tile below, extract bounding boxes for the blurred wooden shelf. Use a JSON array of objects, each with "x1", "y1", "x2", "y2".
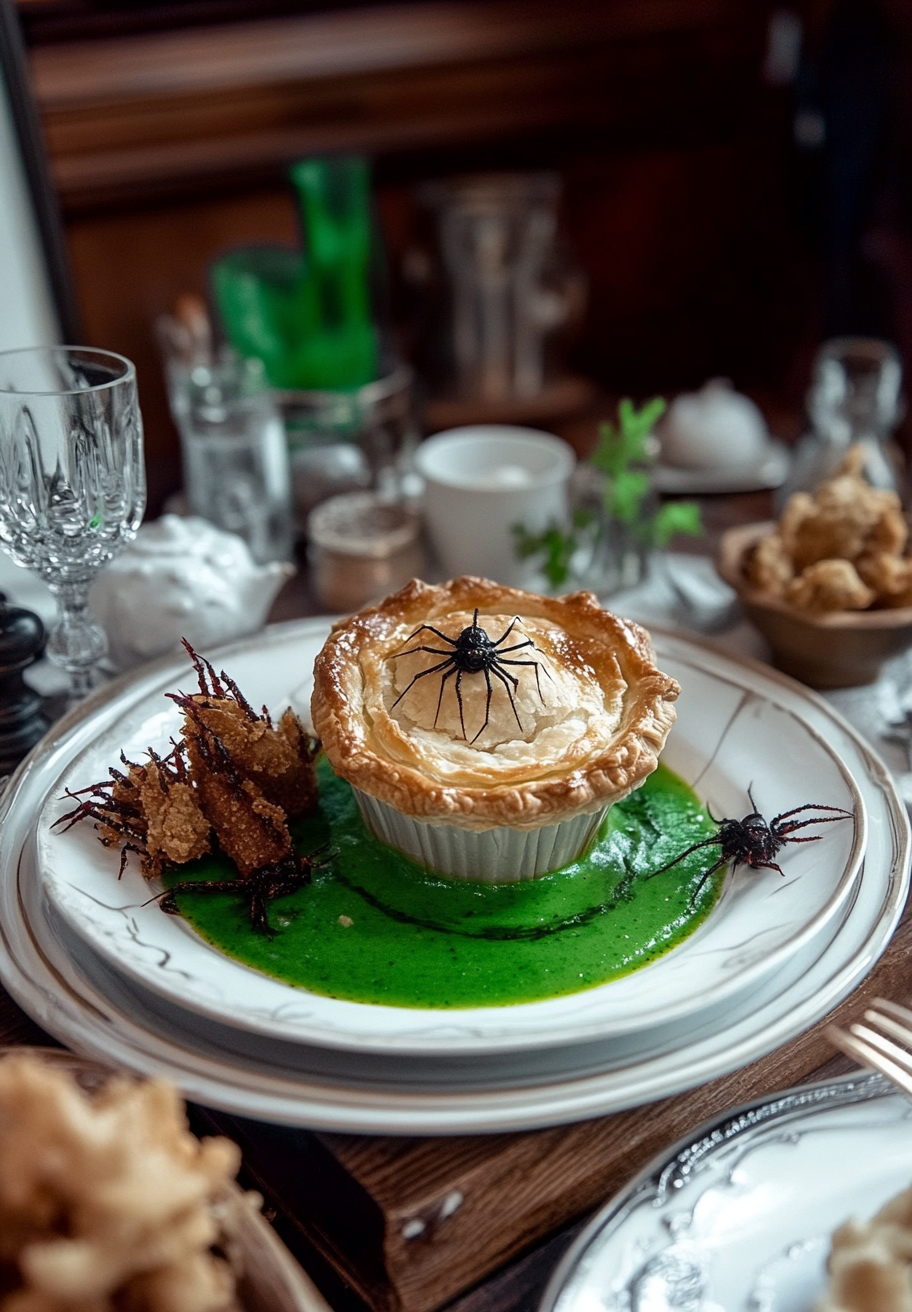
[{"x1": 28, "y1": 0, "x2": 768, "y2": 210}]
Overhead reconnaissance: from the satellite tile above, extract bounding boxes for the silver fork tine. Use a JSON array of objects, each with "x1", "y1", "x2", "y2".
[
  {"x1": 871, "y1": 997, "x2": 912, "y2": 1029},
  {"x1": 860, "y1": 1009, "x2": 912, "y2": 1050},
  {"x1": 849, "y1": 1023, "x2": 912, "y2": 1075},
  {"x1": 826, "y1": 1024, "x2": 912, "y2": 1096}
]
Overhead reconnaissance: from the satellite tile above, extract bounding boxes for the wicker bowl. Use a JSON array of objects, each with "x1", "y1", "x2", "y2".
[
  {"x1": 0, "y1": 1048, "x2": 330, "y2": 1312},
  {"x1": 717, "y1": 521, "x2": 912, "y2": 689}
]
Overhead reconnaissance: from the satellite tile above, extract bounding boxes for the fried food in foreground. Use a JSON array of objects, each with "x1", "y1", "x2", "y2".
[
  {"x1": 816, "y1": 1181, "x2": 912, "y2": 1312},
  {"x1": 0, "y1": 1054, "x2": 242, "y2": 1312},
  {"x1": 743, "y1": 446, "x2": 911, "y2": 614}
]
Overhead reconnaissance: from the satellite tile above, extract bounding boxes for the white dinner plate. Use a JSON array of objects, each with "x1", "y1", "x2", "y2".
[
  {"x1": 541, "y1": 1071, "x2": 909, "y2": 1312},
  {"x1": 0, "y1": 630, "x2": 905, "y2": 1133},
  {"x1": 35, "y1": 623, "x2": 865, "y2": 1056}
]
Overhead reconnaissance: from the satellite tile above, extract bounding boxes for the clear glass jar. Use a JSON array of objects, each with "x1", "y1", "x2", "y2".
[
  {"x1": 778, "y1": 337, "x2": 905, "y2": 507},
  {"x1": 276, "y1": 362, "x2": 419, "y2": 523},
  {"x1": 169, "y1": 355, "x2": 294, "y2": 564}
]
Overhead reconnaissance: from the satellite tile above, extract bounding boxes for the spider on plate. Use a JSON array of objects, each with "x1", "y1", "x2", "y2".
[{"x1": 649, "y1": 789, "x2": 853, "y2": 906}]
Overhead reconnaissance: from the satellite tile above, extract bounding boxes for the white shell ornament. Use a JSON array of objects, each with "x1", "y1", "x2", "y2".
[
  {"x1": 89, "y1": 515, "x2": 294, "y2": 671},
  {"x1": 659, "y1": 379, "x2": 770, "y2": 470}
]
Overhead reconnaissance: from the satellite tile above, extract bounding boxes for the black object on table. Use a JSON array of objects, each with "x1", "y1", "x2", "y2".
[{"x1": 0, "y1": 592, "x2": 49, "y2": 775}]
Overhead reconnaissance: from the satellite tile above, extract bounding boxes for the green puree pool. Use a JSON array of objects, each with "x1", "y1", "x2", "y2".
[{"x1": 164, "y1": 757, "x2": 725, "y2": 1008}]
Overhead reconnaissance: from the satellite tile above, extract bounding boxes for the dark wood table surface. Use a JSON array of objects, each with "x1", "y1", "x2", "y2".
[{"x1": 4, "y1": 487, "x2": 907, "y2": 1312}]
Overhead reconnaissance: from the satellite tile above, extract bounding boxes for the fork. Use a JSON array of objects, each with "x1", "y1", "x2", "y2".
[{"x1": 828, "y1": 998, "x2": 912, "y2": 1095}]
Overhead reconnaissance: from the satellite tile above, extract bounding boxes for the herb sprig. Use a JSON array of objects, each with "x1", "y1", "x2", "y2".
[{"x1": 513, "y1": 398, "x2": 702, "y2": 589}]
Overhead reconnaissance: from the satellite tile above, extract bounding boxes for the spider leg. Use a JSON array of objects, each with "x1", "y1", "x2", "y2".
[
  {"x1": 490, "y1": 664, "x2": 524, "y2": 734},
  {"x1": 400, "y1": 623, "x2": 457, "y2": 646},
  {"x1": 497, "y1": 640, "x2": 534, "y2": 654},
  {"x1": 493, "y1": 617, "x2": 522, "y2": 646},
  {"x1": 771, "y1": 803, "x2": 853, "y2": 825},
  {"x1": 775, "y1": 814, "x2": 851, "y2": 836},
  {"x1": 433, "y1": 667, "x2": 457, "y2": 729},
  {"x1": 390, "y1": 657, "x2": 456, "y2": 709},
  {"x1": 250, "y1": 890, "x2": 272, "y2": 935},
  {"x1": 747, "y1": 783, "x2": 759, "y2": 813},
  {"x1": 470, "y1": 667, "x2": 494, "y2": 744},
  {"x1": 498, "y1": 657, "x2": 546, "y2": 702},
  {"x1": 687, "y1": 854, "x2": 730, "y2": 908},
  {"x1": 750, "y1": 860, "x2": 785, "y2": 875},
  {"x1": 646, "y1": 835, "x2": 723, "y2": 877},
  {"x1": 392, "y1": 645, "x2": 456, "y2": 660},
  {"x1": 455, "y1": 669, "x2": 467, "y2": 740},
  {"x1": 777, "y1": 833, "x2": 824, "y2": 844}
]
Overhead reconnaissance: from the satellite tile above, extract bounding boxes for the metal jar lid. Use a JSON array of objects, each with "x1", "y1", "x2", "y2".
[{"x1": 307, "y1": 492, "x2": 421, "y2": 559}]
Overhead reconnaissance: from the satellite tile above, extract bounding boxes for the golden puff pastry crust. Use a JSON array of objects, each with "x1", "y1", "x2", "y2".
[{"x1": 311, "y1": 577, "x2": 680, "y2": 831}]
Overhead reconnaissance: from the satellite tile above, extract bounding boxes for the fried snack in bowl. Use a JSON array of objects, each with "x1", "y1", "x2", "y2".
[
  {"x1": 716, "y1": 444, "x2": 912, "y2": 687},
  {"x1": 816, "y1": 1180, "x2": 912, "y2": 1312},
  {"x1": 0, "y1": 1049, "x2": 327, "y2": 1312},
  {"x1": 785, "y1": 559, "x2": 875, "y2": 613},
  {"x1": 718, "y1": 522, "x2": 912, "y2": 688}
]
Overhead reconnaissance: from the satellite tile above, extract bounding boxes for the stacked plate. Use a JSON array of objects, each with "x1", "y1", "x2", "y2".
[{"x1": 0, "y1": 621, "x2": 907, "y2": 1134}]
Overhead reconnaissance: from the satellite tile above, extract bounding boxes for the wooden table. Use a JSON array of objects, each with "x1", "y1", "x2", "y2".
[{"x1": 4, "y1": 490, "x2": 908, "y2": 1312}]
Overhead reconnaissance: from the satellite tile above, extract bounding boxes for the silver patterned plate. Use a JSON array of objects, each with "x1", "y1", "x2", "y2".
[
  {"x1": 541, "y1": 1072, "x2": 912, "y2": 1312},
  {"x1": 31, "y1": 623, "x2": 865, "y2": 1057}
]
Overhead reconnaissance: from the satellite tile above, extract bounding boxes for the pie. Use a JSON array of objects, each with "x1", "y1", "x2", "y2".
[{"x1": 311, "y1": 577, "x2": 679, "y2": 879}]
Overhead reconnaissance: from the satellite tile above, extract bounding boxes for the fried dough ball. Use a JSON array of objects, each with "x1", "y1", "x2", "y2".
[
  {"x1": 788, "y1": 476, "x2": 897, "y2": 570},
  {"x1": 779, "y1": 491, "x2": 816, "y2": 557},
  {"x1": 786, "y1": 559, "x2": 875, "y2": 613},
  {"x1": 0, "y1": 1055, "x2": 242, "y2": 1312},
  {"x1": 744, "y1": 532, "x2": 794, "y2": 597},
  {"x1": 857, "y1": 552, "x2": 912, "y2": 608}
]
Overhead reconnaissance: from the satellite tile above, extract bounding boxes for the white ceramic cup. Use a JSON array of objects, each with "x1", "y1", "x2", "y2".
[{"x1": 415, "y1": 425, "x2": 575, "y2": 586}]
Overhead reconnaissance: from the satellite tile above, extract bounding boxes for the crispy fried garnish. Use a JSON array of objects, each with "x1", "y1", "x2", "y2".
[
  {"x1": 140, "y1": 753, "x2": 212, "y2": 873},
  {"x1": 786, "y1": 559, "x2": 875, "y2": 613},
  {"x1": 57, "y1": 643, "x2": 320, "y2": 897},
  {"x1": 56, "y1": 748, "x2": 211, "y2": 881},
  {"x1": 184, "y1": 728, "x2": 294, "y2": 878},
  {"x1": 172, "y1": 643, "x2": 318, "y2": 820},
  {"x1": 744, "y1": 532, "x2": 794, "y2": 597}
]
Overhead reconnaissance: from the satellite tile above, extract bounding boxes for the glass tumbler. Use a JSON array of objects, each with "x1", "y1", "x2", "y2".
[{"x1": 0, "y1": 347, "x2": 146, "y2": 702}]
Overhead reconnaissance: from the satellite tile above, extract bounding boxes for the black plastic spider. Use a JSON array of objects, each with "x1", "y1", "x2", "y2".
[
  {"x1": 649, "y1": 790, "x2": 853, "y2": 907},
  {"x1": 390, "y1": 608, "x2": 549, "y2": 743},
  {"x1": 151, "y1": 847, "x2": 333, "y2": 936}
]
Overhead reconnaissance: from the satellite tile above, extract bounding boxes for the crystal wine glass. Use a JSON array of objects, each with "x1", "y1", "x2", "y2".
[{"x1": 0, "y1": 347, "x2": 146, "y2": 702}]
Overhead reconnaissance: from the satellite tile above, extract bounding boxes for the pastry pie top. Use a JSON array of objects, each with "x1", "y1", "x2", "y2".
[{"x1": 311, "y1": 577, "x2": 680, "y2": 830}]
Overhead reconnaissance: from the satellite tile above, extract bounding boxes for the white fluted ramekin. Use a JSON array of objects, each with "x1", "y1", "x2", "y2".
[{"x1": 353, "y1": 788, "x2": 608, "y2": 882}]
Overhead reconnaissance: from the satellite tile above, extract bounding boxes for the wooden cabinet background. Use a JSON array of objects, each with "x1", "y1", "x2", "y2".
[{"x1": 23, "y1": 0, "x2": 806, "y2": 507}]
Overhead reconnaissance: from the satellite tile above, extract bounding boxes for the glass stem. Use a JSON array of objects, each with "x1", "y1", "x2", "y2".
[{"x1": 47, "y1": 580, "x2": 108, "y2": 703}]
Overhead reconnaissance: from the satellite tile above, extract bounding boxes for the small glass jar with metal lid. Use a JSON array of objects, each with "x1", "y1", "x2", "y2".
[{"x1": 308, "y1": 492, "x2": 425, "y2": 613}]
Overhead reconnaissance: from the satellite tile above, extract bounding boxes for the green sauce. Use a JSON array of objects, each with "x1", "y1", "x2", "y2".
[{"x1": 164, "y1": 759, "x2": 723, "y2": 1008}]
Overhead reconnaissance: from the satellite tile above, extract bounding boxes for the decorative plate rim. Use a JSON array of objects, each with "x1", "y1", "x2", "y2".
[{"x1": 29, "y1": 621, "x2": 866, "y2": 1055}]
